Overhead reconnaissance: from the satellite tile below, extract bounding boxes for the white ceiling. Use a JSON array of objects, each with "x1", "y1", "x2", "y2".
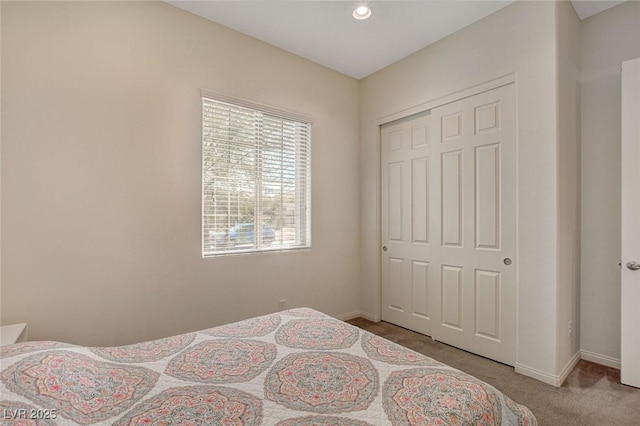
[
  {"x1": 571, "y1": 0, "x2": 626, "y2": 18},
  {"x1": 167, "y1": 1, "x2": 627, "y2": 80}
]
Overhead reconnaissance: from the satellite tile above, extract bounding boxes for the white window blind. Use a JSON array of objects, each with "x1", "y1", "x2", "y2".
[{"x1": 202, "y1": 95, "x2": 311, "y2": 256}]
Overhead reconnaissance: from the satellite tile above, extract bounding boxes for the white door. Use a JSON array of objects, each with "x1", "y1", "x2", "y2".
[
  {"x1": 621, "y1": 57, "x2": 640, "y2": 388},
  {"x1": 430, "y1": 84, "x2": 516, "y2": 365},
  {"x1": 381, "y1": 84, "x2": 516, "y2": 365},
  {"x1": 381, "y1": 112, "x2": 433, "y2": 336}
]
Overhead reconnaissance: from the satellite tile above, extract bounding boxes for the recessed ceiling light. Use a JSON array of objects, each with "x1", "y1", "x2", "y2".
[{"x1": 353, "y1": 5, "x2": 372, "y2": 20}]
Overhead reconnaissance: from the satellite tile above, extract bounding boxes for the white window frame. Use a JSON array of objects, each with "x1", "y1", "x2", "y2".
[{"x1": 201, "y1": 91, "x2": 312, "y2": 257}]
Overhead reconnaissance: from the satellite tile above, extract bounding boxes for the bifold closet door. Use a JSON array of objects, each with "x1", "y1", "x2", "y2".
[{"x1": 381, "y1": 83, "x2": 516, "y2": 365}]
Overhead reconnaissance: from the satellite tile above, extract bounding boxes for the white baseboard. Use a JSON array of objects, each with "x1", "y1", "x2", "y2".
[
  {"x1": 558, "y1": 351, "x2": 582, "y2": 385},
  {"x1": 517, "y1": 349, "x2": 621, "y2": 387},
  {"x1": 580, "y1": 350, "x2": 621, "y2": 369},
  {"x1": 359, "y1": 311, "x2": 379, "y2": 322},
  {"x1": 516, "y1": 350, "x2": 581, "y2": 387},
  {"x1": 336, "y1": 310, "x2": 379, "y2": 322},
  {"x1": 515, "y1": 363, "x2": 563, "y2": 387},
  {"x1": 335, "y1": 311, "x2": 362, "y2": 321}
]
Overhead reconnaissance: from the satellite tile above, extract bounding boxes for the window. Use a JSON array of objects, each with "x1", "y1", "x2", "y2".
[{"x1": 202, "y1": 93, "x2": 311, "y2": 256}]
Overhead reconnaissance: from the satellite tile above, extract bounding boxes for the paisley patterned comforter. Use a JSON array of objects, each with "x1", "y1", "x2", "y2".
[{"x1": 0, "y1": 308, "x2": 536, "y2": 425}]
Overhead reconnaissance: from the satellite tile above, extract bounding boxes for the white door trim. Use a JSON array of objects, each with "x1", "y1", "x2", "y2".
[{"x1": 376, "y1": 73, "x2": 516, "y2": 127}]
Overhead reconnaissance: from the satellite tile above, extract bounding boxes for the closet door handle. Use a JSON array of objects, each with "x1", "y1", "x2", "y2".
[{"x1": 627, "y1": 261, "x2": 640, "y2": 271}]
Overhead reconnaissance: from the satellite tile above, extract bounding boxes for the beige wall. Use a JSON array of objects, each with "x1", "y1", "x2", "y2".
[
  {"x1": 360, "y1": 1, "x2": 567, "y2": 383},
  {"x1": 580, "y1": 1, "x2": 640, "y2": 367},
  {"x1": 0, "y1": 1, "x2": 361, "y2": 346},
  {"x1": 556, "y1": 0, "x2": 581, "y2": 374}
]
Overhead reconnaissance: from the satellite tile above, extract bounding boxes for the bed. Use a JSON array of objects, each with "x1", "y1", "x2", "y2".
[{"x1": 0, "y1": 308, "x2": 536, "y2": 425}]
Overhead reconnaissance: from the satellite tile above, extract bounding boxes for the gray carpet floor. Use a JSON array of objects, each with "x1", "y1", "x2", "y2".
[{"x1": 347, "y1": 317, "x2": 640, "y2": 426}]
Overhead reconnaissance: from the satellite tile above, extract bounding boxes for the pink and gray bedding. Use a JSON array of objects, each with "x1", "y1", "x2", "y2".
[{"x1": 0, "y1": 308, "x2": 536, "y2": 425}]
